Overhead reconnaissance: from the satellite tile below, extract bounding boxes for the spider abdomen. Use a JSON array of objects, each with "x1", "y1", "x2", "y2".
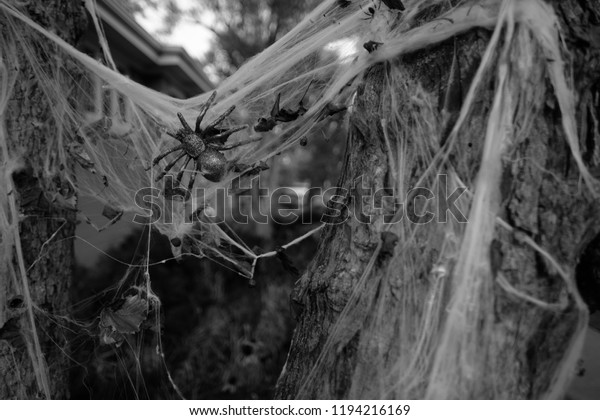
[{"x1": 200, "y1": 148, "x2": 228, "y2": 182}]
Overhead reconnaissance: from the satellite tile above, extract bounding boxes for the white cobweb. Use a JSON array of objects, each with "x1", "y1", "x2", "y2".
[{"x1": 0, "y1": 0, "x2": 596, "y2": 399}]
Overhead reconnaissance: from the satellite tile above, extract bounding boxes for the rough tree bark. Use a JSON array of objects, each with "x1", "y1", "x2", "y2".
[
  {"x1": 276, "y1": 0, "x2": 600, "y2": 399},
  {"x1": 0, "y1": 0, "x2": 86, "y2": 399}
]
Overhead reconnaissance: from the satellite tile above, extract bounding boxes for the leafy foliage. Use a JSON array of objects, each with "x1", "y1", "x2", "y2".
[{"x1": 99, "y1": 294, "x2": 149, "y2": 346}]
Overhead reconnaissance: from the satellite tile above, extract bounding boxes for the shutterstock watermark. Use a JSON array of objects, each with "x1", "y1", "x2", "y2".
[{"x1": 133, "y1": 174, "x2": 468, "y2": 225}]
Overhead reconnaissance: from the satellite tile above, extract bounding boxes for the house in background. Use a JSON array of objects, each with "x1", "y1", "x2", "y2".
[
  {"x1": 79, "y1": 0, "x2": 213, "y2": 98},
  {"x1": 75, "y1": 0, "x2": 213, "y2": 268}
]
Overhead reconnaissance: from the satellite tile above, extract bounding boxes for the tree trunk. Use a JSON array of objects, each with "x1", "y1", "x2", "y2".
[
  {"x1": 0, "y1": 0, "x2": 85, "y2": 399},
  {"x1": 276, "y1": 0, "x2": 600, "y2": 399}
]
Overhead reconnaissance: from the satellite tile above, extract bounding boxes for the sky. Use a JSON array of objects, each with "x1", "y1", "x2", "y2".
[{"x1": 133, "y1": 0, "x2": 217, "y2": 80}]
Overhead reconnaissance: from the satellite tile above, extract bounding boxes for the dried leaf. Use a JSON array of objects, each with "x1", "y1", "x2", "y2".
[
  {"x1": 102, "y1": 203, "x2": 123, "y2": 222},
  {"x1": 247, "y1": 161, "x2": 270, "y2": 176},
  {"x1": 232, "y1": 162, "x2": 251, "y2": 173},
  {"x1": 68, "y1": 143, "x2": 96, "y2": 173},
  {"x1": 99, "y1": 295, "x2": 148, "y2": 345}
]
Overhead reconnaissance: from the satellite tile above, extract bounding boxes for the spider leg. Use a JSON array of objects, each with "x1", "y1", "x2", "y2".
[
  {"x1": 152, "y1": 144, "x2": 184, "y2": 166},
  {"x1": 166, "y1": 130, "x2": 181, "y2": 140},
  {"x1": 299, "y1": 80, "x2": 313, "y2": 106},
  {"x1": 176, "y1": 156, "x2": 192, "y2": 185},
  {"x1": 186, "y1": 160, "x2": 201, "y2": 194},
  {"x1": 270, "y1": 93, "x2": 281, "y2": 118},
  {"x1": 360, "y1": 4, "x2": 373, "y2": 19},
  {"x1": 203, "y1": 105, "x2": 236, "y2": 133},
  {"x1": 206, "y1": 125, "x2": 249, "y2": 144},
  {"x1": 195, "y1": 91, "x2": 218, "y2": 132},
  {"x1": 164, "y1": 156, "x2": 192, "y2": 199},
  {"x1": 177, "y1": 112, "x2": 193, "y2": 132},
  {"x1": 155, "y1": 151, "x2": 186, "y2": 182},
  {"x1": 213, "y1": 137, "x2": 262, "y2": 151}
]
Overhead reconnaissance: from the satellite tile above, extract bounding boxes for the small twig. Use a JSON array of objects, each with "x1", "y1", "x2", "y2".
[
  {"x1": 249, "y1": 223, "x2": 326, "y2": 281},
  {"x1": 256, "y1": 223, "x2": 325, "y2": 261}
]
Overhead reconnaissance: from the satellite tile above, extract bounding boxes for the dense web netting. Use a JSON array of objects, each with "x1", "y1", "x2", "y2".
[{"x1": 0, "y1": 0, "x2": 597, "y2": 399}]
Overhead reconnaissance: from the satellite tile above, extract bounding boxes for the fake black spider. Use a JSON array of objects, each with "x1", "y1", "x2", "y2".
[
  {"x1": 254, "y1": 81, "x2": 313, "y2": 132},
  {"x1": 151, "y1": 91, "x2": 260, "y2": 193},
  {"x1": 362, "y1": 5, "x2": 376, "y2": 20},
  {"x1": 360, "y1": 2, "x2": 379, "y2": 20},
  {"x1": 363, "y1": 40, "x2": 383, "y2": 53}
]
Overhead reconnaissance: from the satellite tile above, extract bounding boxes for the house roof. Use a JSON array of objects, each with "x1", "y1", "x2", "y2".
[{"x1": 90, "y1": 0, "x2": 213, "y2": 96}]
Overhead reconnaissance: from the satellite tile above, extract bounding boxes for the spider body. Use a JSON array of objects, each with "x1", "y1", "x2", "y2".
[
  {"x1": 254, "y1": 116, "x2": 278, "y2": 132},
  {"x1": 363, "y1": 40, "x2": 383, "y2": 53},
  {"x1": 361, "y1": 6, "x2": 376, "y2": 20},
  {"x1": 180, "y1": 132, "x2": 206, "y2": 157},
  {"x1": 151, "y1": 91, "x2": 260, "y2": 195}
]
